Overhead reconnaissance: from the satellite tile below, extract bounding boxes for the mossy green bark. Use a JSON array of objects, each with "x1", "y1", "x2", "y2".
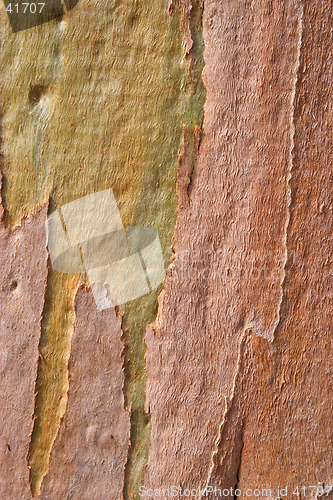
[{"x1": 0, "y1": 0, "x2": 205, "y2": 497}]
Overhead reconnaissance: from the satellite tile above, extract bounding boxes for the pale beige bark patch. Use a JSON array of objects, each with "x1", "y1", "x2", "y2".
[
  {"x1": 40, "y1": 287, "x2": 130, "y2": 499},
  {"x1": 0, "y1": 175, "x2": 48, "y2": 499}
]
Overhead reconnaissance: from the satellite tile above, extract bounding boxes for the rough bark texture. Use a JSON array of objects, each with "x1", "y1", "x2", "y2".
[
  {"x1": 0, "y1": 0, "x2": 204, "y2": 494},
  {"x1": 145, "y1": 0, "x2": 332, "y2": 496},
  {"x1": 40, "y1": 287, "x2": 130, "y2": 499},
  {"x1": 207, "y1": 2, "x2": 333, "y2": 496},
  {"x1": 0, "y1": 174, "x2": 48, "y2": 499},
  {"x1": 0, "y1": 0, "x2": 332, "y2": 499}
]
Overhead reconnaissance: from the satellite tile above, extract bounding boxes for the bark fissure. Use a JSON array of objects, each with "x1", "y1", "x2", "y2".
[
  {"x1": 0, "y1": 116, "x2": 4, "y2": 221},
  {"x1": 28, "y1": 263, "x2": 81, "y2": 497},
  {"x1": 270, "y1": 2, "x2": 304, "y2": 341},
  {"x1": 202, "y1": 332, "x2": 247, "y2": 497},
  {"x1": 232, "y1": 429, "x2": 244, "y2": 500}
]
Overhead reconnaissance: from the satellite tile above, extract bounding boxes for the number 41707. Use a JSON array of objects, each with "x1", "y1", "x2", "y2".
[
  {"x1": 6, "y1": 3, "x2": 45, "y2": 14},
  {"x1": 293, "y1": 485, "x2": 333, "y2": 497}
]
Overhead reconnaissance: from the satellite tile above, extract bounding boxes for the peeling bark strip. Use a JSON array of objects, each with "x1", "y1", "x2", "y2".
[
  {"x1": 203, "y1": 332, "x2": 248, "y2": 498},
  {"x1": 269, "y1": 1, "x2": 304, "y2": 342},
  {"x1": 0, "y1": 174, "x2": 48, "y2": 499},
  {"x1": 177, "y1": 125, "x2": 201, "y2": 209},
  {"x1": 145, "y1": 0, "x2": 307, "y2": 492},
  {"x1": 208, "y1": 0, "x2": 333, "y2": 495},
  {"x1": 170, "y1": 0, "x2": 193, "y2": 55},
  {"x1": 170, "y1": 0, "x2": 204, "y2": 55},
  {"x1": 40, "y1": 287, "x2": 130, "y2": 499},
  {"x1": 170, "y1": 0, "x2": 192, "y2": 54}
]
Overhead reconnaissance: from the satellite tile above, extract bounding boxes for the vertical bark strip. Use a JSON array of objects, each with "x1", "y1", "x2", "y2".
[
  {"x1": 40, "y1": 287, "x2": 130, "y2": 499},
  {"x1": 0, "y1": 175, "x2": 48, "y2": 499},
  {"x1": 145, "y1": 0, "x2": 313, "y2": 492},
  {"x1": 216, "y1": 0, "x2": 332, "y2": 493},
  {"x1": 28, "y1": 270, "x2": 81, "y2": 496}
]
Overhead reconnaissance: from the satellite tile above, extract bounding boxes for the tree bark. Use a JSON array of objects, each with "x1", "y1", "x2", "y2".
[{"x1": 0, "y1": 0, "x2": 331, "y2": 499}]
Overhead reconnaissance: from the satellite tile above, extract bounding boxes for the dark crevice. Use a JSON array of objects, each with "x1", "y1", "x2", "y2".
[
  {"x1": 0, "y1": 114, "x2": 3, "y2": 170},
  {"x1": 28, "y1": 84, "x2": 49, "y2": 105},
  {"x1": 0, "y1": 112, "x2": 6, "y2": 222},
  {"x1": 0, "y1": 113, "x2": 11, "y2": 227},
  {"x1": 184, "y1": 0, "x2": 206, "y2": 187},
  {"x1": 121, "y1": 291, "x2": 158, "y2": 500},
  {"x1": 10, "y1": 280, "x2": 18, "y2": 291},
  {"x1": 233, "y1": 427, "x2": 244, "y2": 498}
]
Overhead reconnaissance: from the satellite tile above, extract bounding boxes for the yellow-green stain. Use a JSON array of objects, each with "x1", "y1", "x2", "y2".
[
  {"x1": 0, "y1": 0, "x2": 205, "y2": 497},
  {"x1": 121, "y1": 2, "x2": 206, "y2": 498},
  {"x1": 28, "y1": 271, "x2": 80, "y2": 496}
]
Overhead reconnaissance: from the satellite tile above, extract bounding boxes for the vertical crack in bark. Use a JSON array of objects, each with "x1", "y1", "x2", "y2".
[
  {"x1": 177, "y1": 124, "x2": 202, "y2": 210},
  {"x1": 0, "y1": 113, "x2": 6, "y2": 223},
  {"x1": 121, "y1": 291, "x2": 158, "y2": 500},
  {"x1": 28, "y1": 264, "x2": 81, "y2": 497},
  {"x1": 170, "y1": 0, "x2": 193, "y2": 55},
  {"x1": 177, "y1": 125, "x2": 193, "y2": 209},
  {"x1": 270, "y1": 2, "x2": 304, "y2": 341},
  {"x1": 232, "y1": 429, "x2": 244, "y2": 500},
  {"x1": 202, "y1": 331, "x2": 247, "y2": 497}
]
